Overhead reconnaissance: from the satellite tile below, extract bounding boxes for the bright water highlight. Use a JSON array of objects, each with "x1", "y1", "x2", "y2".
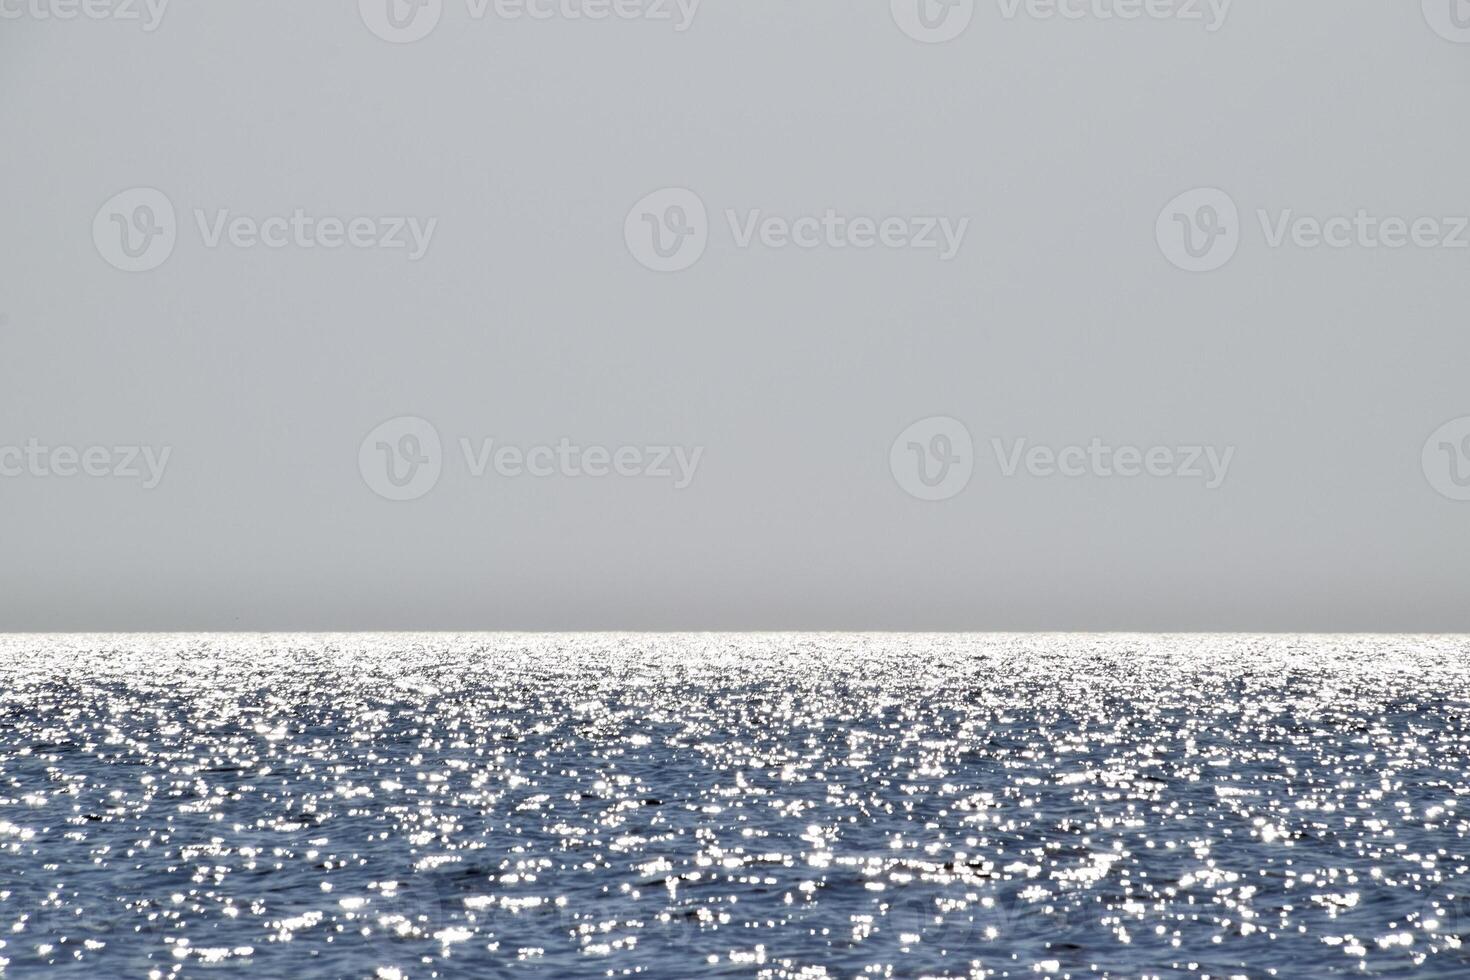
[{"x1": 1, "y1": 633, "x2": 1468, "y2": 977}]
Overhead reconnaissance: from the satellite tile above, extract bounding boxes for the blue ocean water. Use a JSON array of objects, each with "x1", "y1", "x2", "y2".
[{"x1": 1, "y1": 634, "x2": 1469, "y2": 978}]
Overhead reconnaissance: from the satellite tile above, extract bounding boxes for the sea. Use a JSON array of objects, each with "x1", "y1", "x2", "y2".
[{"x1": 1, "y1": 633, "x2": 1468, "y2": 978}]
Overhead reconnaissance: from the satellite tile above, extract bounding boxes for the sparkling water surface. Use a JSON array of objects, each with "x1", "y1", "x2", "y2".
[{"x1": 2, "y1": 634, "x2": 1470, "y2": 978}]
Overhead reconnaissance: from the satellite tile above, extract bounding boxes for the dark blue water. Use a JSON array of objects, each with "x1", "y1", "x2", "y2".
[{"x1": 2, "y1": 634, "x2": 1469, "y2": 978}]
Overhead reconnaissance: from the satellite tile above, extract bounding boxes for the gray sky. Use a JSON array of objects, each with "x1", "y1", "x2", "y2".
[{"x1": 3, "y1": 1, "x2": 1470, "y2": 632}]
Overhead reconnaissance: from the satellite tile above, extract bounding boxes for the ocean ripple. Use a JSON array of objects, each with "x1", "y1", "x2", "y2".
[{"x1": 2, "y1": 633, "x2": 1469, "y2": 978}]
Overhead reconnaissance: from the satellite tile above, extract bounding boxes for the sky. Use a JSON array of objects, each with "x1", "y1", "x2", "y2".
[{"x1": 2, "y1": 1, "x2": 1469, "y2": 631}]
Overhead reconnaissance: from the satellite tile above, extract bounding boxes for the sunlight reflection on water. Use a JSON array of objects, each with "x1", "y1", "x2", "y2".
[{"x1": 2, "y1": 633, "x2": 1469, "y2": 978}]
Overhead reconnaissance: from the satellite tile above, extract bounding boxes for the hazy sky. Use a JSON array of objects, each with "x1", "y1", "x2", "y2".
[{"x1": 3, "y1": 1, "x2": 1469, "y2": 631}]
